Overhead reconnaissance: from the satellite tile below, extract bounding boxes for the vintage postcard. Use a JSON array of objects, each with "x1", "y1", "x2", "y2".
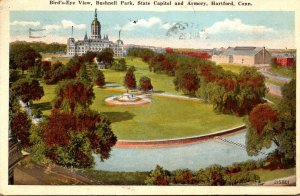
[{"x1": 0, "y1": 0, "x2": 299, "y2": 195}]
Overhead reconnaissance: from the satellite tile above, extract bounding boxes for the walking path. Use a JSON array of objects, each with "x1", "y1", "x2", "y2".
[{"x1": 266, "y1": 83, "x2": 282, "y2": 97}]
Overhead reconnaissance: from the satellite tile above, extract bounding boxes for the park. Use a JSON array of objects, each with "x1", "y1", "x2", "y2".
[{"x1": 8, "y1": 41, "x2": 296, "y2": 185}]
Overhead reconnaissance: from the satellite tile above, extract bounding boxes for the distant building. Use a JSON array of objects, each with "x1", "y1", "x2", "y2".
[
  {"x1": 67, "y1": 9, "x2": 125, "y2": 57},
  {"x1": 275, "y1": 57, "x2": 296, "y2": 67},
  {"x1": 272, "y1": 53, "x2": 296, "y2": 68},
  {"x1": 211, "y1": 46, "x2": 272, "y2": 66}
]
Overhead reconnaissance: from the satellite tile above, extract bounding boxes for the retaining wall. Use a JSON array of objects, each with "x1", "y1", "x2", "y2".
[{"x1": 115, "y1": 125, "x2": 246, "y2": 148}]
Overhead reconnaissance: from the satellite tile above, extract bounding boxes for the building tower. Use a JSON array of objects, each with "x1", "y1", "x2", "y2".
[{"x1": 91, "y1": 8, "x2": 101, "y2": 39}]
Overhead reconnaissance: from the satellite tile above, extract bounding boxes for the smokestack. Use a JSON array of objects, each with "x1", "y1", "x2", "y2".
[
  {"x1": 263, "y1": 46, "x2": 265, "y2": 64},
  {"x1": 72, "y1": 26, "x2": 74, "y2": 37},
  {"x1": 119, "y1": 30, "x2": 121, "y2": 40}
]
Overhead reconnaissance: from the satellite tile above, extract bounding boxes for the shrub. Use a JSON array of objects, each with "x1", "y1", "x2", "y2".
[
  {"x1": 172, "y1": 169, "x2": 195, "y2": 184},
  {"x1": 145, "y1": 165, "x2": 170, "y2": 185},
  {"x1": 139, "y1": 76, "x2": 153, "y2": 92}
]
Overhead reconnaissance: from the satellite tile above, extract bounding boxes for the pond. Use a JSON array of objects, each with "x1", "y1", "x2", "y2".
[{"x1": 94, "y1": 131, "x2": 275, "y2": 172}]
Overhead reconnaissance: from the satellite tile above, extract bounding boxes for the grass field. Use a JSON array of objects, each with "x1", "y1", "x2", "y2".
[
  {"x1": 265, "y1": 79, "x2": 286, "y2": 87},
  {"x1": 253, "y1": 168, "x2": 295, "y2": 182},
  {"x1": 265, "y1": 93, "x2": 282, "y2": 106},
  {"x1": 104, "y1": 58, "x2": 181, "y2": 95},
  {"x1": 218, "y1": 63, "x2": 245, "y2": 74},
  {"x1": 32, "y1": 82, "x2": 56, "y2": 116},
  {"x1": 92, "y1": 88, "x2": 243, "y2": 140},
  {"x1": 32, "y1": 83, "x2": 243, "y2": 140},
  {"x1": 269, "y1": 66, "x2": 296, "y2": 79}
]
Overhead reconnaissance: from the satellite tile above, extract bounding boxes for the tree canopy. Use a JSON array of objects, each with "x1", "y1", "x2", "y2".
[
  {"x1": 124, "y1": 67, "x2": 137, "y2": 89},
  {"x1": 11, "y1": 78, "x2": 44, "y2": 105},
  {"x1": 139, "y1": 76, "x2": 153, "y2": 92},
  {"x1": 246, "y1": 79, "x2": 296, "y2": 167},
  {"x1": 97, "y1": 48, "x2": 114, "y2": 68},
  {"x1": 54, "y1": 80, "x2": 95, "y2": 113},
  {"x1": 10, "y1": 43, "x2": 41, "y2": 73}
]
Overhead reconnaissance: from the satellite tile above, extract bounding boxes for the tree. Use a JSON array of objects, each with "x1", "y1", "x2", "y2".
[
  {"x1": 248, "y1": 103, "x2": 278, "y2": 135},
  {"x1": 246, "y1": 103, "x2": 279, "y2": 156},
  {"x1": 10, "y1": 111, "x2": 32, "y2": 148},
  {"x1": 173, "y1": 169, "x2": 194, "y2": 184},
  {"x1": 54, "y1": 80, "x2": 95, "y2": 113},
  {"x1": 10, "y1": 43, "x2": 41, "y2": 74},
  {"x1": 196, "y1": 164, "x2": 225, "y2": 185},
  {"x1": 11, "y1": 78, "x2": 44, "y2": 105},
  {"x1": 276, "y1": 79, "x2": 296, "y2": 164},
  {"x1": 236, "y1": 67, "x2": 267, "y2": 115},
  {"x1": 32, "y1": 104, "x2": 116, "y2": 168},
  {"x1": 111, "y1": 58, "x2": 127, "y2": 71},
  {"x1": 246, "y1": 79, "x2": 296, "y2": 167},
  {"x1": 97, "y1": 48, "x2": 114, "y2": 68},
  {"x1": 124, "y1": 68, "x2": 137, "y2": 89},
  {"x1": 82, "y1": 51, "x2": 97, "y2": 64},
  {"x1": 145, "y1": 165, "x2": 170, "y2": 185},
  {"x1": 174, "y1": 69, "x2": 200, "y2": 95},
  {"x1": 139, "y1": 76, "x2": 153, "y2": 92},
  {"x1": 91, "y1": 67, "x2": 105, "y2": 87},
  {"x1": 29, "y1": 77, "x2": 117, "y2": 168},
  {"x1": 9, "y1": 69, "x2": 20, "y2": 84},
  {"x1": 77, "y1": 65, "x2": 91, "y2": 83}
]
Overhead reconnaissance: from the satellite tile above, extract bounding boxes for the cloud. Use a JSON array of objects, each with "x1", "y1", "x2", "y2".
[
  {"x1": 120, "y1": 17, "x2": 173, "y2": 31},
  {"x1": 202, "y1": 18, "x2": 275, "y2": 35},
  {"x1": 43, "y1": 20, "x2": 86, "y2": 31},
  {"x1": 10, "y1": 20, "x2": 40, "y2": 26}
]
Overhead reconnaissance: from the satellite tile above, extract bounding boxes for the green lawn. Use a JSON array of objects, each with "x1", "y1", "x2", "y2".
[
  {"x1": 265, "y1": 93, "x2": 282, "y2": 106},
  {"x1": 104, "y1": 58, "x2": 181, "y2": 95},
  {"x1": 32, "y1": 83, "x2": 243, "y2": 140},
  {"x1": 218, "y1": 63, "x2": 245, "y2": 74},
  {"x1": 266, "y1": 79, "x2": 286, "y2": 87},
  {"x1": 269, "y1": 66, "x2": 296, "y2": 79},
  {"x1": 91, "y1": 88, "x2": 243, "y2": 140},
  {"x1": 32, "y1": 82, "x2": 57, "y2": 116},
  {"x1": 253, "y1": 168, "x2": 295, "y2": 182}
]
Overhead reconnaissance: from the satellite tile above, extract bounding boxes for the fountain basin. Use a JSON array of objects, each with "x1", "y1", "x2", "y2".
[{"x1": 105, "y1": 93, "x2": 151, "y2": 106}]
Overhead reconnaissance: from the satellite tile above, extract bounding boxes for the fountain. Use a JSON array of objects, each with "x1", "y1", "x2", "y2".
[{"x1": 105, "y1": 93, "x2": 151, "y2": 106}]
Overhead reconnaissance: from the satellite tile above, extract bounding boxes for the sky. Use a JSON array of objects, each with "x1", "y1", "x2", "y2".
[{"x1": 10, "y1": 11, "x2": 295, "y2": 49}]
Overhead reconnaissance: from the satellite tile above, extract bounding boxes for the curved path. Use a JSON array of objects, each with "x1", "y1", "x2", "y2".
[
  {"x1": 266, "y1": 83, "x2": 282, "y2": 97},
  {"x1": 115, "y1": 125, "x2": 246, "y2": 148}
]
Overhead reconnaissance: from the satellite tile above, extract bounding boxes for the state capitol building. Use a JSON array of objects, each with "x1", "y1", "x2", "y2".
[{"x1": 67, "y1": 9, "x2": 125, "y2": 57}]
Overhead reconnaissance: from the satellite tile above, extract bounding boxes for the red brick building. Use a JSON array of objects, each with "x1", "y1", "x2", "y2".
[{"x1": 275, "y1": 57, "x2": 296, "y2": 67}]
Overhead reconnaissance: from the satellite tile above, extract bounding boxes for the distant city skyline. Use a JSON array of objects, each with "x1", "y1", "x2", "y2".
[{"x1": 10, "y1": 11, "x2": 295, "y2": 49}]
